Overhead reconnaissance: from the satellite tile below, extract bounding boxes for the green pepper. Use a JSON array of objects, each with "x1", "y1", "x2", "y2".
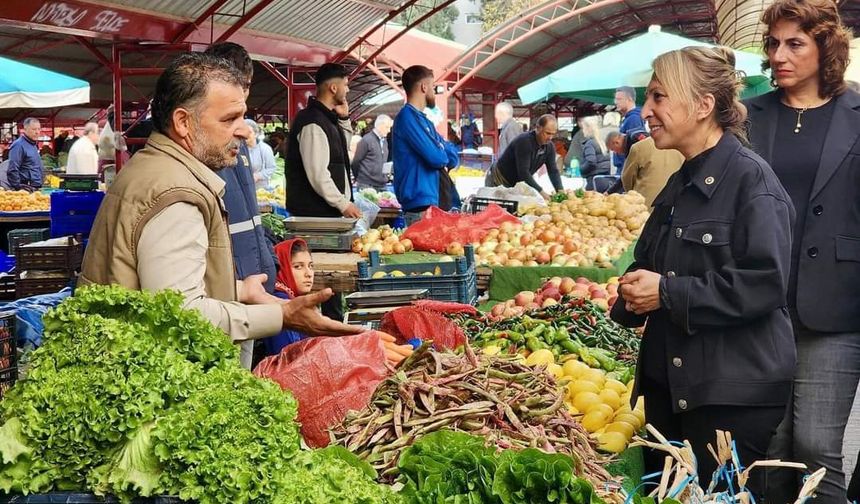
[
  {"x1": 526, "y1": 336, "x2": 547, "y2": 352},
  {"x1": 560, "y1": 339, "x2": 583, "y2": 354},
  {"x1": 577, "y1": 347, "x2": 600, "y2": 368},
  {"x1": 590, "y1": 348, "x2": 618, "y2": 372},
  {"x1": 507, "y1": 331, "x2": 524, "y2": 343},
  {"x1": 554, "y1": 327, "x2": 571, "y2": 341}
]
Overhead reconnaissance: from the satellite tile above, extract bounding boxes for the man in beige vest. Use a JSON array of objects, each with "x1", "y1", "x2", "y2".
[
  {"x1": 606, "y1": 130, "x2": 684, "y2": 207},
  {"x1": 81, "y1": 52, "x2": 361, "y2": 368}
]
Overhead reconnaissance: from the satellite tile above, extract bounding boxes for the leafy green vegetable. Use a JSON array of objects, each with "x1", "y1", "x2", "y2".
[
  {"x1": 492, "y1": 449, "x2": 603, "y2": 504},
  {"x1": 262, "y1": 213, "x2": 287, "y2": 240},
  {"x1": 398, "y1": 430, "x2": 501, "y2": 504},
  {"x1": 275, "y1": 448, "x2": 401, "y2": 504},
  {"x1": 151, "y1": 367, "x2": 300, "y2": 504},
  {"x1": 90, "y1": 422, "x2": 162, "y2": 500}
]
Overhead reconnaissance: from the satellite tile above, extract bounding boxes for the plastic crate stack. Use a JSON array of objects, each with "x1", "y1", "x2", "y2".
[
  {"x1": 0, "y1": 312, "x2": 16, "y2": 399},
  {"x1": 356, "y1": 245, "x2": 478, "y2": 305},
  {"x1": 15, "y1": 237, "x2": 82, "y2": 299},
  {"x1": 50, "y1": 191, "x2": 105, "y2": 238},
  {"x1": 0, "y1": 229, "x2": 51, "y2": 300}
]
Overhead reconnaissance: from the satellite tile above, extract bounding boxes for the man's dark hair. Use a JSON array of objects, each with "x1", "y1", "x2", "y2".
[
  {"x1": 205, "y1": 42, "x2": 253, "y2": 85},
  {"x1": 402, "y1": 65, "x2": 434, "y2": 95},
  {"x1": 536, "y1": 114, "x2": 557, "y2": 128},
  {"x1": 151, "y1": 52, "x2": 246, "y2": 135},
  {"x1": 616, "y1": 86, "x2": 636, "y2": 102},
  {"x1": 315, "y1": 63, "x2": 349, "y2": 89}
]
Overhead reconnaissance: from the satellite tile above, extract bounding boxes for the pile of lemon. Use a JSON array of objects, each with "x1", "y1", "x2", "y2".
[
  {"x1": 519, "y1": 349, "x2": 646, "y2": 454},
  {"x1": 256, "y1": 187, "x2": 286, "y2": 206},
  {"x1": 0, "y1": 190, "x2": 50, "y2": 212},
  {"x1": 450, "y1": 166, "x2": 486, "y2": 179}
]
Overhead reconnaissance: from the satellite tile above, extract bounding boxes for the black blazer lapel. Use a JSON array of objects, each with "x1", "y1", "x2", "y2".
[
  {"x1": 810, "y1": 90, "x2": 860, "y2": 201},
  {"x1": 747, "y1": 91, "x2": 780, "y2": 165}
]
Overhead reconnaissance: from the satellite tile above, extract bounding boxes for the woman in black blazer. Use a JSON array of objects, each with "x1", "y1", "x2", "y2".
[
  {"x1": 610, "y1": 46, "x2": 795, "y2": 497},
  {"x1": 745, "y1": 2, "x2": 860, "y2": 502}
]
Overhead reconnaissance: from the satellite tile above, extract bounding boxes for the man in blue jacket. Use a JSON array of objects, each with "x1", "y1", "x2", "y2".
[
  {"x1": 8, "y1": 118, "x2": 44, "y2": 192},
  {"x1": 392, "y1": 65, "x2": 459, "y2": 225},
  {"x1": 613, "y1": 86, "x2": 644, "y2": 173}
]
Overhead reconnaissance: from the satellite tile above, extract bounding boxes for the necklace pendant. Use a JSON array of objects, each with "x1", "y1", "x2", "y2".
[{"x1": 794, "y1": 126, "x2": 801, "y2": 134}]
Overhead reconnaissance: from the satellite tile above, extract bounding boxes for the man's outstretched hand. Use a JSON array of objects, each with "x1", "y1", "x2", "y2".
[{"x1": 281, "y1": 288, "x2": 364, "y2": 336}]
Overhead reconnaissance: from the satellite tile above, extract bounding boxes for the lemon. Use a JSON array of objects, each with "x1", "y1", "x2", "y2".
[
  {"x1": 567, "y1": 380, "x2": 600, "y2": 398},
  {"x1": 581, "y1": 410, "x2": 610, "y2": 432},
  {"x1": 599, "y1": 389, "x2": 622, "y2": 410},
  {"x1": 604, "y1": 379, "x2": 628, "y2": 395},
  {"x1": 371, "y1": 271, "x2": 387, "y2": 279},
  {"x1": 562, "y1": 359, "x2": 589, "y2": 378},
  {"x1": 525, "y1": 349, "x2": 555, "y2": 367},
  {"x1": 482, "y1": 345, "x2": 501, "y2": 356},
  {"x1": 634, "y1": 396, "x2": 645, "y2": 411},
  {"x1": 546, "y1": 363, "x2": 565, "y2": 380},
  {"x1": 586, "y1": 403, "x2": 615, "y2": 420},
  {"x1": 627, "y1": 379, "x2": 636, "y2": 392},
  {"x1": 390, "y1": 270, "x2": 406, "y2": 277},
  {"x1": 614, "y1": 413, "x2": 643, "y2": 431},
  {"x1": 597, "y1": 431, "x2": 628, "y2": 453},
  {"x1": 632, "y1": 407, "x2": 646, "y2": 426},
  {"x1": 580, "y1": 368, "x2": 606, "y2": 386},
  {"x1": 573, "y1": 391, "x2": 601, "y2": 413},
  {"x1": 606, "y1": 422, "x2": 636, "y2": 439},
  {"x1": 566, "y1": 403, "x2": 580, "y2": 416}
]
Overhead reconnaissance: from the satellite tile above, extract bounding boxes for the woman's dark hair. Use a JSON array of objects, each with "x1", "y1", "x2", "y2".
[
  {"x1": 761, "y1": 0, "x2": 852, "y2": 98},
  {"x1": 151, "y1": 52, "x2": 246, "y2": 135},
  {"x1": 291, "y1": 240, "x2": 309, "y2": 255}
]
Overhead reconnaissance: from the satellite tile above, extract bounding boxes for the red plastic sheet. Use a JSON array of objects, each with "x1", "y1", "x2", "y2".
[
  {"x1": 253, "y1": 332, "x2": 390, "y2": 448},
  {"x1": 380, "y1": 306, "x2": 466, "y2": 350},
  {"x1": 412, "y1": 299, "x2": 478, "y2": 316},
  {"x1": 402, "y1": 204, "x2": 520, "y2": 253}
]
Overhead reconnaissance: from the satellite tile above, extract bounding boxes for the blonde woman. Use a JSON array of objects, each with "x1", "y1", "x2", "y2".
[
  {"x1": 578, "y1": 115, "x2": 610, "y2": 190},
  {"x1": 609, "y1": 46, "x2": 796, "y2": 496}
]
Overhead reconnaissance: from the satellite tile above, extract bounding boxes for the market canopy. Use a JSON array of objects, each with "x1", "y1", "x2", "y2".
[
  {"x1": 0, "y1": 56, "x2": 89, "y2": 109},
  {"x1": 517, "y1": 25, "x2": 770, "y2": 105}
]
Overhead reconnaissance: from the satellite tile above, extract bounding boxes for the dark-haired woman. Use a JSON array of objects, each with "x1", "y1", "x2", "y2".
[
  {"x1": 745, "y1": 1, "x2": 860, "y2": 501},
  {"x1": 610, "y1": 46, "x2": 796, "y2": 496}
]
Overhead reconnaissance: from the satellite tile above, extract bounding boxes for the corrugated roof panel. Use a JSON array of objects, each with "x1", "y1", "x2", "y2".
[{"x1": 106, "y1": 0, "x2": 214, "y2": 19}]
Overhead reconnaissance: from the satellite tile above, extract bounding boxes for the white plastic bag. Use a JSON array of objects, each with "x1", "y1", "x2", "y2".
[
  {"x1": 475, "y1": 181, "x2": 547, "y2": 209},
  {"x1": 353, "y1": 194, "x2": 380, "y2": 237}
]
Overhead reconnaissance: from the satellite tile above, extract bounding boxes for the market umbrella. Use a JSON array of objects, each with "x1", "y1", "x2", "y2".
[
  {"x1": 518, "y1": 25, "x2": 771, "y2": 105},
  {"x1": 0, "y1": 56, "x2": 89, "y2": 109}
]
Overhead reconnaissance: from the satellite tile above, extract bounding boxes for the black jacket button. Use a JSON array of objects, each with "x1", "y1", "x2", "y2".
[
  {"x1": 813, "y1": 205, "x2": 823, "y2": 216},
  {"x1": 807, "y1": 247, "x2": 819, "y2": 258}
]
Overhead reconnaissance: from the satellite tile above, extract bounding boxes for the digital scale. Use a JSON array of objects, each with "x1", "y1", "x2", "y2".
[
  {"x1": 59, "y1": 173, "x2": 100, "y2": 191},
  {"x1": 283, "y1": 216, "x2": 358, "y2": 252},
  {"x1": 343, "y1": 289, "x2": 429, "y2": 329}
]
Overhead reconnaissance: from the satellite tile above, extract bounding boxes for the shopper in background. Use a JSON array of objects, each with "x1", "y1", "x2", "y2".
[
  {"x1": 606, "y1": 130, "x2": 684, "y2": 206},
  {"x1": 494, "y1": 101, "x2": 520, "y2": 157},
  {"x1": 487, "y1": 114, "x2": 563, "y2": 199},
  {"x1": 578, "y1": 116, "x2": 611, "y2": 190},
  {"x1": 204, "y1": 42, "x2": 278, "y2": 368},
  {"x1": 66, "y1": 122, "x2": 100, "y2": 175},
  {"x1": 261, "y1": 238, "x2": 315, "y2": 356},
  {"x1": 80, "y1": 53, "x2": 362, "y2": 367},
  {"x1": 286, "y1": 63, "x2": 359, "y2": 219},
  {"x1": 610, "y1": 46, "x2": 796, "y2": 498},
  {"x1": 745, "y1": 1, "x2": 859, "y2": 501},
  {"x1": 8, "y1": 117, "x2": 44, "y2": 192},
  {"x1": 563, "y1": 117, "x2": 585, "y2": 171},
  {"x1": 244, "y1": 119, "x2": 277, "y2": 189},
  {"x1": 351, "y1": 114, "x2": 392, "y2": 192},
  {"x1": 391, "y1": 65, "x2": 459, "y2": 226},
  {"x1": 613, "y1": 86, "x2": 645, "y2": 173}
]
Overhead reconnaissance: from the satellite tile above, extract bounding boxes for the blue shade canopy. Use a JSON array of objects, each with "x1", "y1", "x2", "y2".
[
  {"x1": 0, "y1": 56, "x2": 89, "y2": 109},
  {"x1": 518, "y1": 25, "x2": 771, "y2": 105}
]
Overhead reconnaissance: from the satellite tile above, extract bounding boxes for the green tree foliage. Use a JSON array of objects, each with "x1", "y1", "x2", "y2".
[{"x1": 394, "y1": 0, "x2": 460, "y2": 40}]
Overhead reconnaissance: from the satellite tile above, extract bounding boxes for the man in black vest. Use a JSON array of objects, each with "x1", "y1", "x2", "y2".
[{"x1": 287, "y1": 63, "x2": 360, "y2": 218}]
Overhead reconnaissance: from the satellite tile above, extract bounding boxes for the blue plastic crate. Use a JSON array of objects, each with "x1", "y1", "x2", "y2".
[
  {"x1": 50, "y1": 191, "x2": 105, "y2": 238},
  {"x1": 271, "y1": 204, "x2": 290, "y2": 218},
  {"x1": 356, "y1": 246, "x2": 478, "y2": 305}
]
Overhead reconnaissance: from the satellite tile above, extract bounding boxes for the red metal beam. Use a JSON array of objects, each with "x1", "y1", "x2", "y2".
[
  {"x1": 215, "y1": 0, "x2": 277, "y2": 43},
  {"x1": 349, "y1": 0, "x2": 457, "y2": 77},
  {"x1": 73, "y1": 36, "x2": 113, "y2": 69},
  {"x1": 485, "y1": 2, "x2": 716, "y2": 92},
  {"x1": 17, "y1": 37, "x2": 75, "y2": 59},
  {"x1": 446, "y1": 0, "x2": 626, "y2": 96},
  {"x1": 172, "y1": 0, "x2": 231, "y2": 43},
  {"x1": 260, "y1": 62, "x2": 292, "y2": 88},
  {"x1": 335, "y1": 0, "x2": 424, "y2": 63}
]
